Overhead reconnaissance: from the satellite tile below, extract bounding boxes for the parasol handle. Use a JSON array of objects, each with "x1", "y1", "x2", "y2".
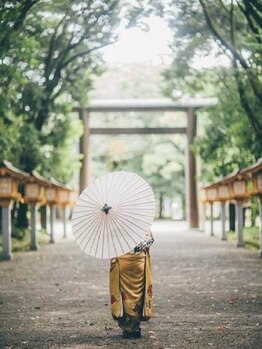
[
  {"x1": 134, "y1": 237, "x2": 154, "y2": 253},
  {"x1": 101, "y1": 203, "x2": 112, "y2": 215}
]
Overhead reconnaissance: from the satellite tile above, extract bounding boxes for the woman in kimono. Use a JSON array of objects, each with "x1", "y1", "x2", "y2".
[{"x1": 109, "y1": 230, "x2": 154, "y2": 339}]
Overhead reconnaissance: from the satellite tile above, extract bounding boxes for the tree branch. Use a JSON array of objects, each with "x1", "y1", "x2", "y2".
[
  {"x1": 61, "y1": 40, "x2": 117, "y2": 70},
  {"x1": 242, "y1": 0, "x2": 262, "y2": 28},
  {"x1": 218, "y1": 0, "x2": 230, "y2": 15},
  {"x1": 199, "y1": 0, "x2": 262, "y2": 103},
  {"x1": 199, "y1": 0, "x2": 249, "y2": 68},
  {"x1": 0, "y1": 0, "x2": 39, "y2": 57},
  {"x1": 229, "y1": 0, "x2": 235, "y2": 48},
  {"x1": 233, "y1": 67, "x2": 262, "y2": 139},
  {"x1": 249, "y1": 0, "x2": 262, "y2": 13},
  {"x1": 44, "y1": 15, "x2": 69, "y2": 80},
  {"x1": 45, "y1": 1, "x2": 117, "y2": 88},
  {"x1": 237, "y1": 0, "x2": 261, "y2": 44}
]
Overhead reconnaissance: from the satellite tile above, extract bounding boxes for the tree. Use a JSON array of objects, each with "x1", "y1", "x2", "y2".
[
  {"x1": 0, "y1": 0, "x2": 121, "y2": 175},
  {"x1": 141, "y1": 136, "x2": 185, "y2": 218},
  {"x1": 161, "y1": 0, "x2": 262, "y2": 180},
  {"x1": 198, "y1": 0, "x2": 262, "y2": 140},
  {"x1": 89, "y1": 61, "x2": 186, "y2": 217},
  {"x1": 0, "y1": 0, "x2": 124, "y2": 229},
  {"x1": 0, "y1": 0, "x2": 39, "y2": 59}
]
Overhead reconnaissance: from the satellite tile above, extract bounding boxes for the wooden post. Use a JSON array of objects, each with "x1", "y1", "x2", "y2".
[
  {"x1": 30, "y1": 203, "x2": 38, "y2": 250},
  {"x1": 79, "y1": 109, "x2": 90, "y2": 193},
  {"x1": 1, "y1": 201, "x2": 12, "y2": 260},
  {"x1": 236, "y1": 200, "x2": 245, "y2": 247},
  {"x1": 186, "y1": 108, "x2": 199, "y2": 228},
  {"x1": 221, "y1": 201, "x2": 227, "y2": 241},
  {"x1": 49, "y1": 204, "x2": 55, "y2": 243}
]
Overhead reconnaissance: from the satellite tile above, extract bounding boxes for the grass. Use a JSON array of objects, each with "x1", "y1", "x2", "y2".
[
  {"x1": 0, "y1": 228, "x2": 50, "y2": 253},
  {"x1": 227, "y1": 226, "x2": 260, "y2": 250}
]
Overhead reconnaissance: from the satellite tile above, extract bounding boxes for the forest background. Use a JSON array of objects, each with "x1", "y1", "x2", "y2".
[{"x1": 0, "y1": 0, "x2": 261, "y2": 230}]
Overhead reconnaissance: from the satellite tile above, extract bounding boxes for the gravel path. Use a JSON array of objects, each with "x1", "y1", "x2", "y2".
[{"x1": 0, "y1": 221, "x2": 261, "y2": 349}]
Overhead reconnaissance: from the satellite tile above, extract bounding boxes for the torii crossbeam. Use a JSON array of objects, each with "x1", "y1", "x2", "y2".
[{"x1": 74, "y1": 97, "x2": 218, "y2": 229}]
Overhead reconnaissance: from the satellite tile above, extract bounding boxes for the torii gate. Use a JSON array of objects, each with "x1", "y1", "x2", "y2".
[{"x1": 75, "y1": 97, "x2": 217, "y2": 229}]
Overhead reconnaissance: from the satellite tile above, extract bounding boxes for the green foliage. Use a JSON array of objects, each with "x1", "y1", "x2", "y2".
[
  {"x1": 91, "y1": 133, "x2": 186, "y2": 217},
  {"x1": 41, "y1": 116, "x2": 83, "y2": 183},
  {"x1": 228, "y1": 226, "x2": 260, "y2": 250},
  {"x1": 11, "y1": 226, "x2": 27, "y2": 240},
  {"x1": 193, "y1": 70, "x2": 258, "y2": 181},
  {"x1": 142, "y1": 137, "x2": 184, "y2": 194},
  {"x1": 0, "y1": 0, "x2": 134, "y2": 230},
  {"x1": 0, "y1": 0, "x2": 39, "y2": 60},
  {"x1": 17, "y1": 122, "x2": 42, "y2": 172},
  {"x1": 0, "y1": 0, "x2": 123, "y2": 185},
  {"x1": 0, "y1": 118, "x2": 21, "y2": 164},
  {"x1": 89, "y1": 61, "x2": 187, "y2": 216},
  {"x1": 0, "y1": 228, "x2": 49, "y2": 252},
  {"x1": 161, "y1": 0, "x2": 262, "y2": 181}
]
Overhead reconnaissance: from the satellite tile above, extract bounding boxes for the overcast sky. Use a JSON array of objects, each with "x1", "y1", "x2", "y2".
[
  {"x1": 102, "y1": 16, "x2": 173, "y2": 65},
  {"x1": 101, "y1": 15, "x2": 230, "y2": 68}
]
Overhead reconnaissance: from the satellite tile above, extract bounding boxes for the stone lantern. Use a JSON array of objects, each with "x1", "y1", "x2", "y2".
[
  {"x1": 252, "y1": 172, "x2": 262, "y2": 195},
  {"x1": 241, "y1": 158, "x2": 262, "y2": 257},
  {"x1": 204, "y1": 186, "x2": 218, "y2": 237},
  {"x1": 44, "y1": 184, "x2": 58, "y2": 243},
  {"x1": 206, "y1": 187, "x2": 218, "y2": 203},
  {"x1": 199, "y1": 188, "x2": 207, "y2": 232},
  {"x1": 231, "y1": 179, "x2": 247, "y2": 201},
  {"x1": 25, "y1": 183, "x2": 44, "y2": 203},
  {"x1": 24, "y1": 172, "x2": 47, "y2": 251},
  {"x1": 218, "y1": 184, "x2": 230, "y2": 201},
  {"x1": 69, "y1": 190, "x2": 78, "y2": 207},
  {"x1": 252, "y1": 171, "x2": 262, "y2": 257},
  {"x1": 0, "y1": 177, "x2": 19, "y2": 202},
  {"x1": 217, "y1": 184, "x2": 230, "y2": 241},
  {"x1": 0, "y1": 161, "x2": 29, "y2": 260},
  {"x1": 199, "y1": 188, "x2": 207, "y2": 203},
  {"x1": 45, "y1": 187, "x2": 58, "y2": 205},
  {"x1": 58, "y1": 189, "x2": 70, "y2": 206},
  {"x1": 57, "y1": 188, "x2": 71, "y2": 238},
  {"x1": 230, "y1": 177, "x2": 247, "y2": 248}
]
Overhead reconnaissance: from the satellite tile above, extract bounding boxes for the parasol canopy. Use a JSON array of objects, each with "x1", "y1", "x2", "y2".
[{"x1": 72, "y1": 171, "x2": 156, "y2": 259}]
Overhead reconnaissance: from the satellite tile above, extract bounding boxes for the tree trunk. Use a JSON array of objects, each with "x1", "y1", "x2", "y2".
[
  {"x1": 251, "y1": 207, "x2": 256, "y2": 227},
  {"x1": 40, "y1": 205, "x2": 47, "y2": 230},
  {"x1": 181, "y1": 193, "x2": 186, "y2": 220},
  {"x1": 35, "y1": 96, "x2": 51, "y2": 131},
  {"x1": 159, "y1": 193, "x2": 163, "y2": 219},
  {"x1": 16, "y1": 203, "x2": 28, "y2": 228},
  {"x1": 229, "y1": 203, "x2": 235, "y2": 231},
  {"x1": 11, "y1": 201, "x2": 17, "y2": 222},
  {"x1": 243, "y1": 207, "x2": 246, "y2": 227}
]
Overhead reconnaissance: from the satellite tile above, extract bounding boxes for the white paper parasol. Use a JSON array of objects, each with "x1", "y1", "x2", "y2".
[{"x1": 72, "y1": 171, "x2": 156, "y2": 259}]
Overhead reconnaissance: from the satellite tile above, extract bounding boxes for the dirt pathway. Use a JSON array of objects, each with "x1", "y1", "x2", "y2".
[{"x1": 0, "y1": 221, "x2": 261, "y2": 349}]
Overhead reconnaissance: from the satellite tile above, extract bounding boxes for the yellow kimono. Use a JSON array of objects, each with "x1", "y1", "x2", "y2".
[{"x1": 109, "y1": 249, "x2": 153, "y2": 332}]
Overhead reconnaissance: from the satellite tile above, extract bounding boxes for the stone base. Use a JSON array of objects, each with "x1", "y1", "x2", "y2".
[{"x1": 1, "y1": 253, "x2": 12, "y2": 261}]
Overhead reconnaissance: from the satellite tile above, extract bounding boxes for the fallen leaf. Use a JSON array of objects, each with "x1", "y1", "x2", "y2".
[
  {"x1": 229, "y1": 295, "x2": 239, "y2": 304},
  {"x1": 216, "y1": 325, "x2": 225, "y2": 332}
]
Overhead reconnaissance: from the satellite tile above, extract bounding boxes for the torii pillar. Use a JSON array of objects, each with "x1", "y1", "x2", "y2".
[
  {"x1": 76, "y1": 98, "x2": 212, "y2": 229},
  {"x1": 186, "y1": 108, "x2": 199, "y2": 228},
  {"x1": 79, "y1": 109, "x2": 90, "y2": 192}
]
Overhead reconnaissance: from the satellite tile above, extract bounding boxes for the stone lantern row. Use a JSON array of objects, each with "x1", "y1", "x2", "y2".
[
  {"x1": 200, "y1": 158, "x2": 262, "y2": 257},
  {"x1": 0, "y1": 161, "x2": 77, "y2": 260}
]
